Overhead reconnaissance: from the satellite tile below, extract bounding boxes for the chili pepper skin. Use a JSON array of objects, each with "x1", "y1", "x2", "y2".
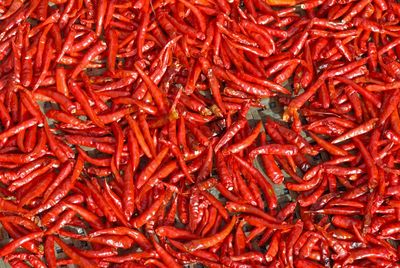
[
  {"x1": 215, "y1": 154, "x2": 234, "y2": 187},
  {"x1": 134, "y1": 63, "x2": 169, "y2": 114},
  {"x1": 233, "y1": 155, "x2": 277, "y2": 210},
  {"x1": 136, "y1": 147, "x2": 169, "y2": 189},
  {"x1": 162, "y1": 140, "x2": 194, "y2": 184},
  {"x1": 0, "y1": 232, "x2": 43, "y2": 257},
  {"x1": 18, "y1": 172, "x2": 55, "y2": 207},
  {"x1": 89, "y1": 227, "x2": 151, "y2": 251},
  {"x1": 0, "y1": 216, "x2": 39, "y2": 233},
  {"x1": 354, "y1": 137, "x2": 379, "y2": 189},
  {"x1": 53, "y1": 237, "x2": 97, "y2": 268},
  {"x1": 199, "y1": 57, "x2": 226, "y2": 114},
  {"x1": 215, "y1": 118, "x2": 247, "y2": 152},
  {"x1": 68, "y1": 81, "x2": 105, "y2": 128},
  {"x1": 150, "y1": 236, "x2": 180, "y2": 268},
  {"x1": 3, "y1": 0, "x2": 400, "y2": 266},
  {"x1": 155, "y1": 226, "x2": 199, "y2": 240},
  {"x1": 249, "y1": 144, "x2": 299, "y2": 159},
  {"x1": 43, "y1": 236, "x2": 57, "y2": 268},
  {"x1": 226, "y1": 201, "x2": 279, "y2": 223},
  {"x1": 222, "y1": 121, "x2": 262, "y2": 155},
  {"x1": 31, "y1": 156, "x2": 84, "y2": 215},
  {"x1": 83, "y1": 235, "x2": 134, "y2": 249},
  {"x1": 71, "y1": 41, "x2": 107, "y2": 79},
  {"x1": 0, "y1": 118, "x2": 39, "y2": 142},
  {"x1": 332, "y1": 118, "x2": 379, "y2": 144},
  {"x1": 343, "y1": 247, "x2": 393, "y2": 265},
  {"x1": 295, "y1": 259, "x2": 324, "y2": 268},
  {"x1": 132, "y1": 190, "x2": 173, "y2": 228},
  {"x1": 184, "y1": 216, "x2": 237, "y2": 252},
  {"x1": 202, "y1": 191, "x2": 229, "y2": 221},
  {"x1": 126, "y1": 115, "x2": 152, "y2": 158}
]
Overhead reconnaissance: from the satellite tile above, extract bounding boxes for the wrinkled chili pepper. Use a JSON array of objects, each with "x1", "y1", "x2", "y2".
[{"x1": 1, "y1": 0, "x2": 400, "y2": 267}]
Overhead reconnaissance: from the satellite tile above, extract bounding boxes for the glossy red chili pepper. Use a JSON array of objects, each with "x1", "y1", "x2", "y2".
[
  {"x1": 0, "y1": 231, "x2": 43, "y2": 257},
  {"x1": 1, "y1": 0, "x2": 400, "y2": 266},
  {"x1": 184, "y1": 216, "x2": 237, "y2": 252},
  {"x1": 214, "y1": 117, "x2": 247, "y2": 152}
]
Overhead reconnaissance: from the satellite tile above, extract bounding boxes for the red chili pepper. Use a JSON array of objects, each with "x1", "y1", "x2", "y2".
[
  {"x1": 214, "y1": 117, "x2": 247, "y2": 152},
  {"x1": 2, "y1": 0, "x2": 400, "y2": 266},
  {"x1": 249, "y1": 144, "x2": 299, "y2": 159},
  {"x1": 134, "y1": 63, "x2": 169, "y2": 115},
  {"x1": 0, "y1": 0, "x2": 24, "y2": 20},
  {"x1": 233, "y1": 154, "x2": 277, "y2": 210},
  {"x1": 133, "y1": 190, "x2": 173, "y2": 228},
  {"x1": 199, "y1": 57, "x2": 226, "y2": 114},
  {"x1": 53, "y1": 237, "x2": 97, "y2": 268},
  {"x1": 184, "y1": 216, "x2": 237, "y2": 252},
  {"x1": 0, "y1": 231, "x2": 43, "y2": 257},
  {"x1": 32, "y1": 155, "x2": 84, "y2": 215},
  {"x1": 222, "y1": 121, "x2": 261, "y2": 155}
]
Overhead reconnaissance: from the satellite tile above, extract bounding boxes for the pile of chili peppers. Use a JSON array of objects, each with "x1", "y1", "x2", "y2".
[{"x1": 1, "y1": 0, "x2": 400, "y2": 267}]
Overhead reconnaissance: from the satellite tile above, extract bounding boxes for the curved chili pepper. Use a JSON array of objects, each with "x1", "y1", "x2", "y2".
[
  {"x1": 343, "y1": 247, "x2": 393, "y2": 265},
  {"x1": 133, "y1": 190, "x2": 173, "y2": 228},
  {"x1": 353, "y1": 137, "x2": 378, "y2": 189},
  {"x1": 70, "y1": 40, "x2": 107, "y2": 78},
  {"x1": 0, "y1": 0, "x2": 24, "y2": 20},
  {"x1": 68, "y1": 81, "x2": 105, "y2": 128},
  {"x1": 0, "y1": 231, "x2": 43, "y2": 257},
  {"x1": 308, "y1": 131, "x2": 348, "y2": 156},
  {"x1": 249, "y1": 144, "x2": 299, "y2": 159},
  {"x1": 150, "y1": 236, "x2": 180, "y2": 268},
  {"x1": 198, "y1": 57, "x2": 226, "y2": 114},
  {"x1": 136, "y1": 147, "x2": 169, "y2": 188},
  {"x1": 155, "y1": 226, "x2": 199, "y2": 240},
  {"x1": 8, "y1": 158, "x2": 59, "y2": 192},
  {"x1": 2, "y1": 0, "x2": 400, "y2": 266},
  {"x1": 134, "y1": 62, "x2": 168, "y2": 114},
  {"x1": 184, "y1": 216, "x2": 237, "y2": 252},
  {"x1": 222, "y1": 121, "x2": 261, "y2": 155},
  {"x1": 232, "y1": 155, "x2": 277, "y2": 210},
  {"x1": 214, "y1": 118, "x2": 246, "y2": 152},
  {"x1": 53, "y1": 237, "x2": 97, "y2": 268},
  {"x1": 332, "y1": 118, "x2": 378, "y2": 144}
]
